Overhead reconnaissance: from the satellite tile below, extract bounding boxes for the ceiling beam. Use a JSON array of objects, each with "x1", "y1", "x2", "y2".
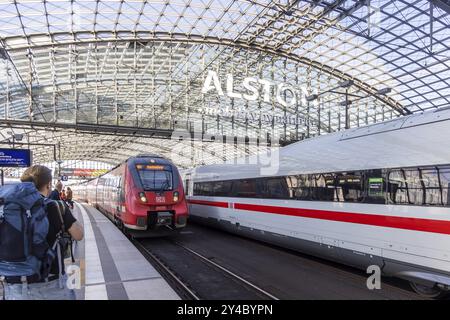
[{"x1": 1, "y1": 32, "x2": 408, "y2": 115}]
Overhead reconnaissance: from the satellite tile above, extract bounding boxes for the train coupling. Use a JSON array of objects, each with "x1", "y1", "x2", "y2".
[
  {"x1": 147, "y1": 211, "x2": 173, "y2": 227},
  {"x1": 156, "y1": 212, "x2": 173, "y2": 226}
]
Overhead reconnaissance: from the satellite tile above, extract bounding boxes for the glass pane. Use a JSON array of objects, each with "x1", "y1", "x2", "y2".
[
  {"x1": 290, "y1": 175, "x2": 312, "y2": 200},
  {"x1": 388, "y1": 170, "x2": 409, "y2": 204},
  {"x1": 311, "y1": 174, "x2": 335, "y2": 201},
  {"x1": 234, "y1": 179, "x2": 257, "y2": 198},
  {"x1": 421, "y1": 168, "x2": 442, "y2": 205},
  {"x1": 138, "y1": 170, "x2": 173, "y2": 190},
  {"x1": 439, "y1": 166, "x2": 450, "y2": 206},
  {"x1": 404, "y1": 169, "x2": 424, "y2": 205},
  {"x1": 213, "y1": 180, "x2": 232, "y2": 196},
  {"x1": 336, "y1": 172, "x2": 363, "y2": 202},
  {"x1": 266, "y1": 178, "x2": 289, "y2": 199}
]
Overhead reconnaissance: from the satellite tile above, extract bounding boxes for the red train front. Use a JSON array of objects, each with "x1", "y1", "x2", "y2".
[{"x1": 88, "y1": 154, "x2": 188, "y2": 236}]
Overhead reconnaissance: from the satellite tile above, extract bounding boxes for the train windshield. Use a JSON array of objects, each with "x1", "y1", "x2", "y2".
[{"x1": 136, "y1": 165, "x2": 173, "y2": 191}]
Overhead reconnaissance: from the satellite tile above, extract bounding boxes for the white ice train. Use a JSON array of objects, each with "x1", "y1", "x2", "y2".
[{"x1": 183, "y1": 107, "x2": 450, "y2": 298}]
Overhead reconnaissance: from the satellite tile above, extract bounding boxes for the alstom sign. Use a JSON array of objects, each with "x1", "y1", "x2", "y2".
[
  {"x1": 201, "y1": 70, "x2": 309, "y2": 107},
  {"x1": 199, "y1": 70, "x2": 316, "y2": 127}
]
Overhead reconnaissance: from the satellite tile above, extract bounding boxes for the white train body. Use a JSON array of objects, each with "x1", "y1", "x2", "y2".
[{"x1": 183, "y1": 108, "x2": 450, "y2": 293}]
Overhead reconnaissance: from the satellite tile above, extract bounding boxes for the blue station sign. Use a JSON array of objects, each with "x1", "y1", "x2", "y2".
[{"x1": 0, "y1": 148, "x2": 32, "y2": 167}]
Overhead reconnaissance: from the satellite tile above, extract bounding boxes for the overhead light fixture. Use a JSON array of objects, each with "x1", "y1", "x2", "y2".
[
  {"x1": 339, "y1": 80, "x2": 354, "y2": 88},
  {"x1": 0, "y1": 48, "x2": 9, "y2": 61},
  {"x1": 339, "y1": 100, "x2": 353, "y2": 106},
  {"x1": 306, "y1": 94, "x2": 318, "y2": 102},
  {"x1": 13, "y1": 134, "x2": 24, "y2": 141},
  {"x1": 376, "y1": 87, "x2": 392, "y2": 95},
  {"x1": 285, "y1": 10, "x2": 294, "y2": 16}
]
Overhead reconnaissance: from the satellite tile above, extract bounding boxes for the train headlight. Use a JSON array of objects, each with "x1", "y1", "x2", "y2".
[
  {"x1": 139, "y1": 192, "x2": 147, "y2": 203},
  {"x1": 173, "y1": 191, "x2": 179, "y2": 202}
]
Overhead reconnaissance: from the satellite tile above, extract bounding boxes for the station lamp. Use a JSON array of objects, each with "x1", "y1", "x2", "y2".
[
  {"x1": 339, "y1": 100, "x2": 352, "y2": 106},
  {"x1": 306, "y1": 94, "x2": 319, "y2": 102},
  {"x1": 285, "y1": 10, "x2": 294, "y2": 16},
  {"x1": 13, "y1": 134, "x2": 24, "y2": 141},
  {"x1": 338, "y1": 80, "x2": 354, "y2": 88},
  {"x1": 0, "y1": 48, "x2": 9, "y2": 61},
  {"x1": 376, "y1": 87, "x2": 392, "y2": 95}
]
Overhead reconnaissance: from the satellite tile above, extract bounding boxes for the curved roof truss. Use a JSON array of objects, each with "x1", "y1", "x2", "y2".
[{"x1": 0, "y1": 0, "x2": 448, "y2": 168}]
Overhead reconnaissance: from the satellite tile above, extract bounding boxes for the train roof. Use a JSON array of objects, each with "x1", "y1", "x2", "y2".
[
  {"x1": 191, "y1": 107, "x2": 450, "y2": 182},
  {"x1": 134, "y1": 153, "x2": 165, "y2": 158},
  {"x1": 127, "y1": 155, "x2": 174, "y2": 166}
]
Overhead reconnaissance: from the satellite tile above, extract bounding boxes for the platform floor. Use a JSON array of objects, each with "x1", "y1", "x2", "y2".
[{"x1": 71, "y1": 202, "x2": 179, "y2": 300}]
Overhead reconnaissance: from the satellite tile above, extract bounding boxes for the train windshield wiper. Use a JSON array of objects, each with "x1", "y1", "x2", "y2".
[{"x1": 159, "y1": 181, "x2": 169, "y2": 193}]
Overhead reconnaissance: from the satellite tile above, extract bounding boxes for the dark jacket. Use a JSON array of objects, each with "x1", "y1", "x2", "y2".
[{"x1": 48, "y1": 189, "x2": 61, "y2": 200}]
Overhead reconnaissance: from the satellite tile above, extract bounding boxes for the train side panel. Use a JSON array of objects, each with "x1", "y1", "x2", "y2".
[{"x1": 188, "y1": 197, "x2": 450, "y2": 287}]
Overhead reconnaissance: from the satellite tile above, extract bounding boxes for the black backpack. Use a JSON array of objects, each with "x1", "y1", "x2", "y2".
[{"x1": 52, "y1": 200, "x2": 75, "y2": 264}]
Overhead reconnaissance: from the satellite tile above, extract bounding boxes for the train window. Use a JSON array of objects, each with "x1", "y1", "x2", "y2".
[
  {"x1": 204, "y1": 182, "x2": 210, "y2": 196},
  {"x1": 421, "y1": 168, "x2": 443, "y2": 205},
  {"x1": 195, "y1": 182, "x2": 206, "y2": 196},
  {"x1": 310, "y1": 174, "x2": 335, "y2": 201},
  {"x1": 118, "y1": 176, "x2": 125, "y2": 202},
  {"x1": 365, "y1": 170, "x2": 386, "y2": 204},
  {"x1": 389, "y1": 169, "x2": 424, "y2": 205},
  {"x1": 212, "y1": 181, "x2": 232, "y2": 196},
  {"x1": 138, "y1": 169, "x2": 173, "y2": 191},
  {"x1": 201, "y1": 182, "x2": 215, "y2": 196},
  {"x1": 439, "y1": 166, "x2": 450, "y2": 206},
  {"x1": 203, "y1": 182, "x2": 212, "y2": 196},
  {"x1": 335, "y1": 172, "x2": 364, "y2": 202},
  {"x1": 259, "y1": 177, "x2": 289, "y2": 199},
  {"x1": 193, "y1": 183, "x2": 201, "y2": 196},
  {"x1": 404, "y1": 169, "x2": 424, "y2": 205},
  {"x1": 291, "y1": 175, "x2": 312, "y2": 201},
  {"x1": 192, "y1": 165, "x2": 450, "y2": 206},
  {"x1": 388, "y1": 170, "x2": 410, "y2": 204},
  {"x1": 194, "y1": 182, "x2": 204, "y2": 196},
  {"x1": 233, "y1": 179, "x2": 257, "y2": 198}
]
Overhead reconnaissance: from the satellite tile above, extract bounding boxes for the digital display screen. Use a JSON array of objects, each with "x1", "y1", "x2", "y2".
[
  {"x1": 0, "y1": 148, "x2": 32, "y2": 167},
  {"x1": 368, "y1": 177, "x2": 384, "y2": 197}
]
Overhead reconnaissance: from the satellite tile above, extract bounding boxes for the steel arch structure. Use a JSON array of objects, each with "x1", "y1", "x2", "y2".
[{"x1": 0, "y1": 0, "x2": 449, "y2": 170}]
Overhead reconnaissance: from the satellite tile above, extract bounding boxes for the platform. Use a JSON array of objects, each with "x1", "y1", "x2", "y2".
[{"x1": 71, "y1": 202, "x2": 180, "y2": 300}]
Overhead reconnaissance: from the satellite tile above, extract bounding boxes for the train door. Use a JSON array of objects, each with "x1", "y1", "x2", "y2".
[
  {"x1": 115, "y1": 176, "x2": 121, "y2": 218},
  {"x1": 184, "y1": 173, "x2": 192, "y2": 216},
  {"x1": 184, "y1": 173, "x2": 192, "y2": 197}
]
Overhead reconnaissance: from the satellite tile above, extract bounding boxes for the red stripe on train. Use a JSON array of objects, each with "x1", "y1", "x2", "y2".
[
  {"x1": 188, "y1": 199, "x2": 229, "y2": 208},
  {"x1": 189, "y1": 199, "x2": 450, "y2": 235}
]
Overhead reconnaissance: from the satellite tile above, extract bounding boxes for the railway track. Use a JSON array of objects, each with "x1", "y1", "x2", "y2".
[
  {"x1": 132, "y1": 223, "x2": 434, "y2": 300},
  {"x1": 133, "y1": 239, "x2": 200, "y2": 300},
  {"x1": 134, "y1": 238, "x2": 279, "y2": 300}
]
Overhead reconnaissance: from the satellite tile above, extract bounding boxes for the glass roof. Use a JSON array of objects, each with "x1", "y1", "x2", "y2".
[{"x1": 0, "y1": 0, "x2": 449, "y2": 169}]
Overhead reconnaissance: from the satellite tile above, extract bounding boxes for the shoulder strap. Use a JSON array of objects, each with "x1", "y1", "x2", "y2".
[
  {"x1": 0, "y1": 198, "x2": 4, "y2": 220},
  {"x1": 53, "y1": 200, "x2": 66, "y2": 234}
]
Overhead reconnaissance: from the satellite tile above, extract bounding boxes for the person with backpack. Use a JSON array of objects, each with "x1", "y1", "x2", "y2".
[
  {"x1": 49, "y1": 180, "x2": 63, "y2": 201},
  {"x1": 0, "y1": 165, "x2": 83, "y2": 300}
]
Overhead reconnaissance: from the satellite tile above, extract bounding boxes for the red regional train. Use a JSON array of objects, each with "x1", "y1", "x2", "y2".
[{"x1": 74, "y1": 154, "x2": 188, "y2": 236}]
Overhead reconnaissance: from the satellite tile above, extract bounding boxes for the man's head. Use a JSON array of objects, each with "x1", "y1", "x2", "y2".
[
  {"x1": 55, "y1": 180, "x2": 63, "y2": 192},
  {"x1": 20, "y1": 165, "x2": 53, "y2": 197}
]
